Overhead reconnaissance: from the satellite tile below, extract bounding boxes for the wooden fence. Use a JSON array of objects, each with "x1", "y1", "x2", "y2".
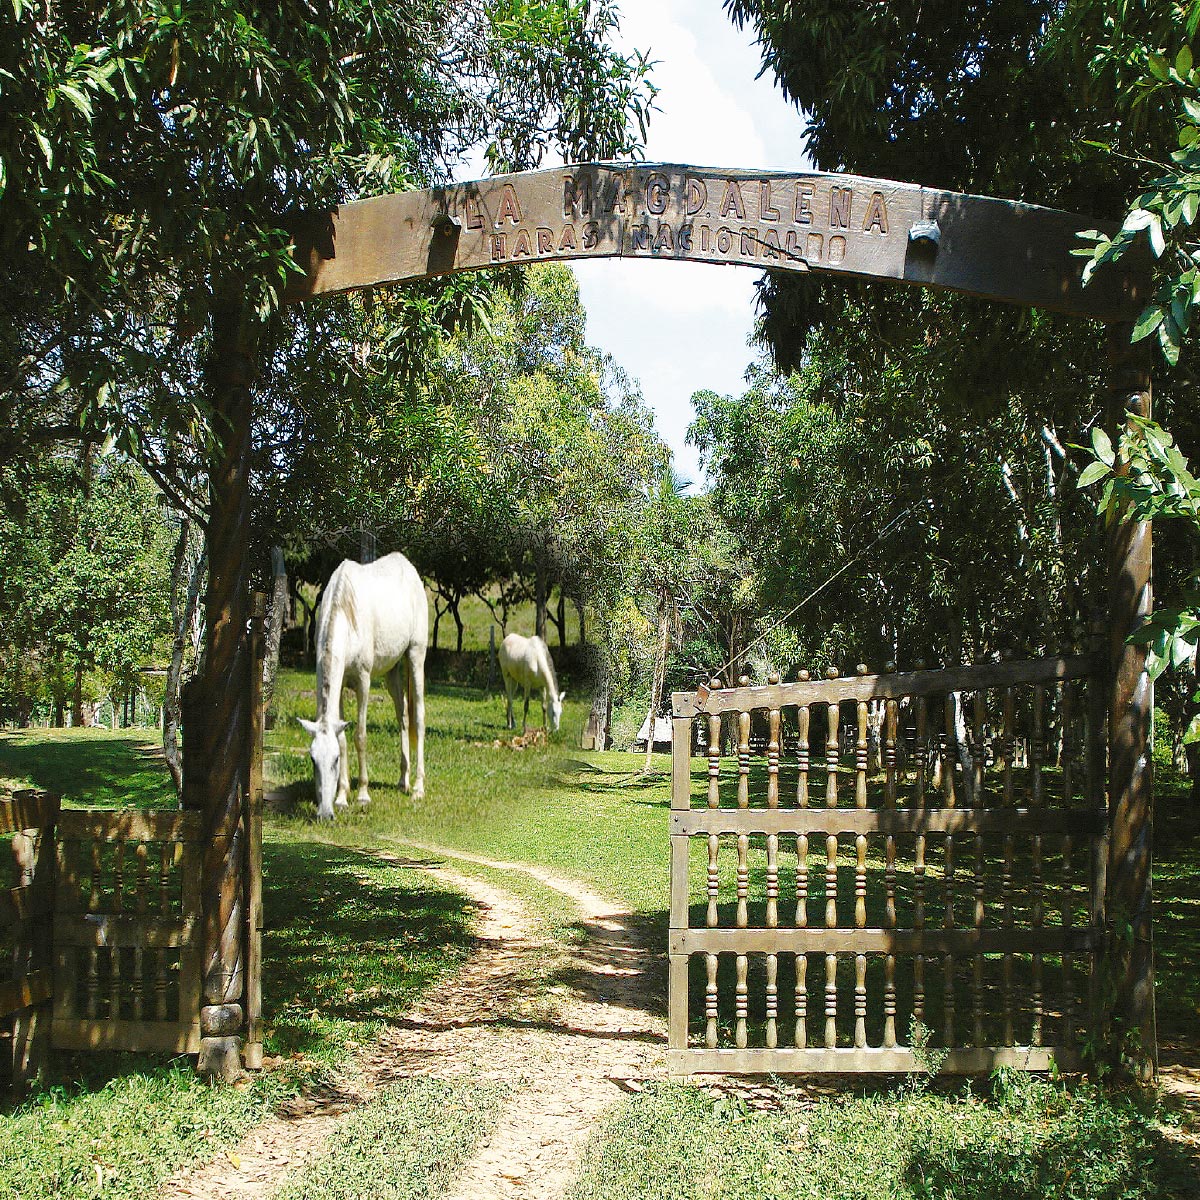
[
  {"x1": 0, "y1": 648, "x2": 263, "y2": 1092},
  {"x1": 668, "y1": 655, "x2": 1106, "y2": 1074},
  {"x1": 0, "y1": 790, "x2": 59, "y2": 1097},
  {"x1": 51, "y1": 809, "x2": 204, "y2": 1054}
]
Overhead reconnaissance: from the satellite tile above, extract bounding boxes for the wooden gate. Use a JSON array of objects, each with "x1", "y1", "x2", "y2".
[
  {"x1": 52, "y1": 809, "x2": 204, "y2": 1053},
  {"x1": 668, "y1": 656, "x2": 1106, "y2": 1074},
  {"x1": 1, "y1": 789, "x2": 58, "y2": 1096}
]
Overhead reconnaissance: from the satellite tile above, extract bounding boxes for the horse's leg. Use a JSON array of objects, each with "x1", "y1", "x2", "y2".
[
  {"x1": 387, "y1": 663, "x2": 410, "y2": 793},
  {"x1": 541, "y1": 687, "x2": 548, "y2": 731},
  {"x1": 407, "y1": 643, "x2": 426, "y2": 801},
  {"x1": 502, "y1": 672, "x2": 514, "y2": 729},
  {"x1": 335, "y1": 690, "x2": 351, "y2": 810},
  {"x1": 522, "y1": 687, "x2": 530, "y2": 734},
  {"x1": 354, "y1": 670, "x2": 371, "y2": 807}
]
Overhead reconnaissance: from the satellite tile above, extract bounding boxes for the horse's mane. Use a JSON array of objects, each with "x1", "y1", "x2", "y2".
[
  {"x1": 315, "y1": 564, "x2": 359, "y2": 717},
  {"x1": 536, "y1": 636, "x2": 560, "y2": 697}
]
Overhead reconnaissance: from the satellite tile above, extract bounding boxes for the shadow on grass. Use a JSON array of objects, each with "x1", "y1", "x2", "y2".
[
  {"x1": 26, "y1": 838, "x2": 477, "y2": 1101},
  {"x1": 0, "y1": 729, "x2": 175, "y2": 808},
  {"x1": 262, "y1": 840, "x2": 477, "y2": 1055},
  {"x1": 549, "y1": 908, "x2": 670, "y2": 1025}
]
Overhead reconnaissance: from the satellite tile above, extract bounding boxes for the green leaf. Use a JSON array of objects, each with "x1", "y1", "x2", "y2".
[
  {"x1": 1178, "y1": 45, "x2": 1194, "y2": 78},
  {"x1": 33, "y1": 128, "x2": 53, "y2": 168},
  {"x1": 1077, "y1": 461, "x2": 1109, "y2": 487},
  {"x1": 1160, "y1": 317, "x2": 1183, "y2": 366},
  {"x1": 1149, "y1": 214, "x2": 1167, "y2": 258},
  {"x1": 57, "y1": 83, "x2": 93, "y2": 119},
  {"x1": 1122, "y1": 208, "x2": 1153, "y2": 233},
  {"x1": 1132, "y1": 305, "x2": 1165, "y2": 342},
  {"x1": 1091, "y1": 426, "x2": 1115, "y2": 465}
]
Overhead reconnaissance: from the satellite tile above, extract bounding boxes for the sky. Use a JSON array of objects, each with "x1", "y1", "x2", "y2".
[
  {"x1": 452, "y1": 1, "x2": 812, "y2": 488},
  {"x1": 570, "y1": 1, "x2": 812, "y2": 487}
]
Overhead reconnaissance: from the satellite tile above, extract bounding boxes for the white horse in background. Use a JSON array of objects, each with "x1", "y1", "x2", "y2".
[
  {"x1": 499, "y1": 632, "x2": 564, "y2": 733},
  {"x1": 300, "y1": 552, "x2": 428, "y2": 821}
]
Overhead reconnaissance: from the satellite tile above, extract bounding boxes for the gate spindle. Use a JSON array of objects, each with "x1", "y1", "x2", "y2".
[
  {"x1": 1031, "y1": 686, "x2": 1045, "y2": 1046},
  {"x1": 796, "y1": 671, "x2": 811, "y2": 808},
  {"x1": 795, "y1": 953, "x2": 808, "y2": 1049}
]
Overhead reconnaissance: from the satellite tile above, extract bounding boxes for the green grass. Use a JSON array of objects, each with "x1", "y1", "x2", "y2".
[
  {"x1": 275, "y1": 1078, "x2": 509, "y2": 1200},
  {"x1": 0, "y1": 1060, "x2": 281, "y2": 1200},
  {"x1": 0, "y1": 840, "x2": 475, "y2": 1200},
  {"x1": 269, "y1": 669, "x2": 671, "y2": 922},
  {"x1": 0, "y1": 716, "x2": 479, "y2": 1200},
  {"x1": 570, "y1": 1076, "x2": 1197, "y2": 1200},
  {"x1": 0, "y1": 727, "x2": 176, "y2": 808},
  {"x1": 258, "y1": 833, "x2": 476, "y2": 1068}
]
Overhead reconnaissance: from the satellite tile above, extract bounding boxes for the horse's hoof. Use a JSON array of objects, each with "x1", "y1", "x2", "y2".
[
  {"x1": 356, "y1": 792, "x2": 371, "y2": 808},
  {"x1": 334, "y1": 797, "x2": 349, "y2": 811},
  {"x1": 412, "y1": 784, "x2": 425, "y2": 802},
  {"x1": 316, "y1": 809, "x2": 335, "y2": 823}
]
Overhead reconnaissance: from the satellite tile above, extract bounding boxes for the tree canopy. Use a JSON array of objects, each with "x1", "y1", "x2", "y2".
[{"x1": 3, "y1": 0, "x2": 656, "y2": 473}]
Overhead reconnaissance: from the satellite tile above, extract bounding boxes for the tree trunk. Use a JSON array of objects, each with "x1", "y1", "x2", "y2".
[
  {"x1": 1105, "y1": 324, "x2": 1156, "y2": 1081},
  {"x1": 587, "y1": 658, "x2": 611, "y2": 751},
  {"x1": 194, "y1": 294, "x2": 256, "y2": 1083},
  {"x1": 534, "y1": 556, "x2": 548, "y2": 641},
  {"x1": 576, "y1": 598, "x2": 587, "y2": 647},
  {"x1": 261, "y1": 545, "x2": 287, "y2": 714},
  {"x1": 452, "y1": 595, "x2": 464, "y2": 653},
  {"x1": 71, "y1": 663, "x2": 83, "y2": 728},
  {"x1": 164, "y1": 518, "x2": 204, "y2": 800},
  {"x1": 557, "y1": 591, "x2": 567, "y2": 649}
]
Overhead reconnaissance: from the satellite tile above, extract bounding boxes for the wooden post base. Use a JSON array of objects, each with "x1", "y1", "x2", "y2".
[{"x1": 196, "y1": 1035, "x2": 244, "y2": 1083}]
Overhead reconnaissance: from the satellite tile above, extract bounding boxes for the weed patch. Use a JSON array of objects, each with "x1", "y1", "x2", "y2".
[
  {"x1": 274, "y1": 1078, "x2": 510, "y2": 1200},
  {"x1": 570, "y1": 1077, "x2": 1195, "y2": 1200}
]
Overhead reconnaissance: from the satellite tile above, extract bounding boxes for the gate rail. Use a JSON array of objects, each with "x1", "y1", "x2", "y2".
[{"x1": 669, "y1": 655, "x2": 1106, "y2": 1075}]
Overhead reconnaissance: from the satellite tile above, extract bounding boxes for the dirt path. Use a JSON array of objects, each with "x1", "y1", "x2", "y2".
[{"x1": 159, "y1": 844, "x2": 665, "y2": 1200}]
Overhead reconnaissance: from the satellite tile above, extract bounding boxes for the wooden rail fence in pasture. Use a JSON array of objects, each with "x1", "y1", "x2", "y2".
[
  {"x1": 0, "y1": 789, "x2": 59, "y2": 1098},
  {"x1": 669, "y1": 656, "x2": 1106, "y2": 1075}
]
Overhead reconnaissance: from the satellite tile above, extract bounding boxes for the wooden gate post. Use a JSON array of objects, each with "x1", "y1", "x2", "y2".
[
  {"x1": 194, "y1": 293, "x2": 257, "y2": 1082},
  {"x1": 1104, "y1": 322, "x2": 1157, "y2": 1081}
]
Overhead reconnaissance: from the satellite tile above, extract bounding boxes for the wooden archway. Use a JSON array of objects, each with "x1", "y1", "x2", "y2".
[{"x1": 196, "y1": 162, "x2": 1154, "y2": 1080}]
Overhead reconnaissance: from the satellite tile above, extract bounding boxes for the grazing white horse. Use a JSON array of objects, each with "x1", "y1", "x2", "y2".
[
  {"x1": 499, "y1": 632, "x2": 564, "y2": 733},
  {"x1": 300, "y1": 552, "x2": 428, "y2": 821}
]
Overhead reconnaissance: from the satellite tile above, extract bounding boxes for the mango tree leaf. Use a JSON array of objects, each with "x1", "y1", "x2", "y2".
[
  {"x1": 1132, "y1": 305, "x2": 1165, "y2": 342},
  {"x1": 1091, "y1": 426, "x2": 1115, "y2": 465}
]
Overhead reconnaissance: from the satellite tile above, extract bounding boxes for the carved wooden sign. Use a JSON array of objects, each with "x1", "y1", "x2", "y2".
[{"x1": 287, "y1": 162, "x2": 1146, "y2": 321}]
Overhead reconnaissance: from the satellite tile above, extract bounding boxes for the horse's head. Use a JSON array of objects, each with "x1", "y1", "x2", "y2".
[
  {"x1": 298, "y1": 717, "x2": 348, "y2": 820},
  {"x1": 549, "y1": 689, "x2": 565, "y2": 733}
]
